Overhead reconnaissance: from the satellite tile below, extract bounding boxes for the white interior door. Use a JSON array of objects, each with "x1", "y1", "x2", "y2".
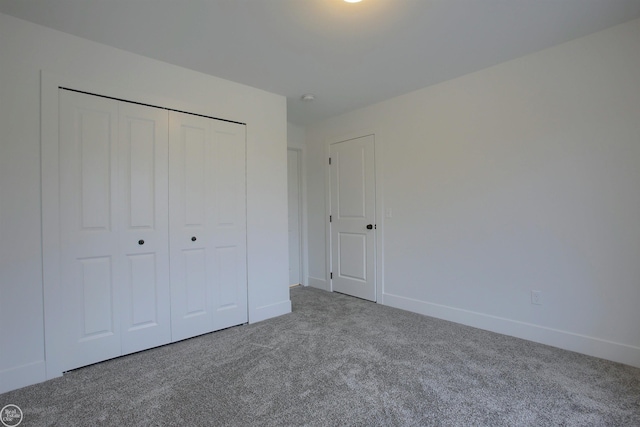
[
  {"x1": 58, "y1": 90, "x2": 122, "y2": 370},
  {"x1": 287, "y1": 149, "x2": 302, "y2": 285},
  {"x1": 330, "y1": 135, "x2": 376, "y2": 301},
  {"x1": 169, "y1": 112, "x2": 247, "y2": 342},
  {"x1": 118, "y1": 102, "x2": 171, "y2": 355}
]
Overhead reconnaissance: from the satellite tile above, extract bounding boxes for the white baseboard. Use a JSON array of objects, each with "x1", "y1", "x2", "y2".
[
  {"x1": 383, "y1": 292, "x2": 640, "y2": 369},
  {"x1": 250, "y1": 299, "x2": 292, "y2": 324},
  {"x1": 0, "y1": 360, "x2": 47, "y2": 394},
  {"x1": 308, "y1": 276, "x2": 329, "y2": 291}
]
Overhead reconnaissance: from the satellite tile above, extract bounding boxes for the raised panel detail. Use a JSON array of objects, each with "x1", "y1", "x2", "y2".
[
  {"x1": 337, "y1": 146, "x2": 367, "y2": 219},
  {"x1": 127, "y1": 253, "x2": 157, "y2": 329},
  {"x1": 216, "y1": 246, "x2": 238, "y2": 309},
  {"x1": 80, "y1": 257, "x2": 114, "y2": 339},
  {"x1": 80, "y1": 109, "x2": 112, "y2": 230},
  {"x1": 128, "y1": 118, "x2": 155, "y2": 229},
  {"x1": 184, "y1": 249, "x2": 207, "y2": 317},
  {"x1": 338, "y1": 233, "x2": 367, "y2": 281},
  {"x1": 215, "y1": 133, "x2": 237, "y2": 226},
  {"x1": 184, "y1": 127, "x2": 206, "y2": 226}
]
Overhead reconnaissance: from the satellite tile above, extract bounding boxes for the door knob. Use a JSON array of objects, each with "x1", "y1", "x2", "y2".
[
  {"x1": 138, "y1": 239, "x2": 145, "y2": 245},
  {"x1": 366, "y1": 224, "x2": 373, "y2": 230},
  {"x1": 191, "y1": 236, "x2": 197, "y2": 242}
]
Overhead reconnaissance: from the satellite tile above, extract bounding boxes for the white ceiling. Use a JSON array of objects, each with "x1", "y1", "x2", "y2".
[{"x1": 1, "y1": 0, "x2": 640, "y2": 126}]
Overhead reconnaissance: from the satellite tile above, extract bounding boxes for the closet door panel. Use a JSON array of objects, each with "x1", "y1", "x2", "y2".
[
  {"x1": 118, "y1": 102, "x2": 171, "y2": 354},
  {"x1": 54, "y1": 91, "x2": 247, "y2": 374},
  {"x1": 183, "y1": 248, "x2": 208, "y2": 314},
  {"x1": 210, "y1": 121, "x2": 247, "y2": 330},
  {"x1": 58, "y1": 90, "x2": 121, "y2": 371},
  {"x1": 169, "y1": 113, "x2": 247, "y2": 341},
  {"x1": 169, "y1": 112, "x2": 215, "y2": 341}
]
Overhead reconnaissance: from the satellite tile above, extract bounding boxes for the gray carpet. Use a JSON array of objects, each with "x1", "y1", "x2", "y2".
[{"x1": 2, "y1": 286, "x2": 639, "y2": 426}]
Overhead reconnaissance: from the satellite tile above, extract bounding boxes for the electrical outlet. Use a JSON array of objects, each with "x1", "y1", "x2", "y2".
[{"x1": 531, "y1": 290, "x2": 542, "y2": 305}]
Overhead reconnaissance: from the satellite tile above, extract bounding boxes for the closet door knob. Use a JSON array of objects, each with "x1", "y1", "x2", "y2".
[
  {"x1": 191, "y1": 236, "x2": 197, "y2": 242},
  {"x1": 366, "y1": 224, "x2": 373, "y2": 230},
  {"x1": 138, "y1": 239, "x2": 145, "y2": 245}
]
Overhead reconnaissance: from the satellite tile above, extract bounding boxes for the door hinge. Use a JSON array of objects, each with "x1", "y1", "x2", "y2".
[
  {"x1": 329, "y1": 215, "x2": 332, "y2": 222},
  {"x1": 329, "y1": 157, "x2": 332, "y2": 165},
  {"x1": 330, "y1": 272, "x2": 333, "y2": 279}
]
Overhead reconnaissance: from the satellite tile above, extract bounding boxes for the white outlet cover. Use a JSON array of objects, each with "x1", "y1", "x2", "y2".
[{"x1": 531, "y1": 290, "x2": 542, "y2": 305}]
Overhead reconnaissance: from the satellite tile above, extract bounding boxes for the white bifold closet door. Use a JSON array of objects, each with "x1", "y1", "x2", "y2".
[
  {"x1": 58, "y1": 90, "x2": 171, "y2": 372},
  {"x1": 55, "y1": 90, "x2": 247, "y2": 373},
  {"x1": 169, "y1": 112, "x2": 248, "y2": 342}
]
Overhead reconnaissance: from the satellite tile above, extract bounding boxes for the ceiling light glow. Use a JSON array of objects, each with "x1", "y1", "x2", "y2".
[{"x1": 344, "y1": 0, "x2": 363, "y2": 3}]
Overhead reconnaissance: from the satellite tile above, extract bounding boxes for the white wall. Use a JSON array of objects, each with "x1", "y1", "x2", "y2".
[
  {"x1": 306, "y1": 18, "x2": 640, "y2": 367},
  {"x1": 0, "y1": 13, "x2": 290, "y2": 393},
  {"x1": 287, "y1": 122, "x2": 308, "y2": 286},
  {"x1": 287, "y1": 122, "x2": 306, "y2": 151}
]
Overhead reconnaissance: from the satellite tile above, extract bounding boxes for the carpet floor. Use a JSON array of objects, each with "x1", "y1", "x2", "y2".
[{"x1": 1, "y1": 286, "x2": 639, "y2": 426}]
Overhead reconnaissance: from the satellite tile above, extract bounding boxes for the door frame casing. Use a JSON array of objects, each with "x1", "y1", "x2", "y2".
[{"x1": 324, "y1": 130, "x2": 384, "y2": 302}]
